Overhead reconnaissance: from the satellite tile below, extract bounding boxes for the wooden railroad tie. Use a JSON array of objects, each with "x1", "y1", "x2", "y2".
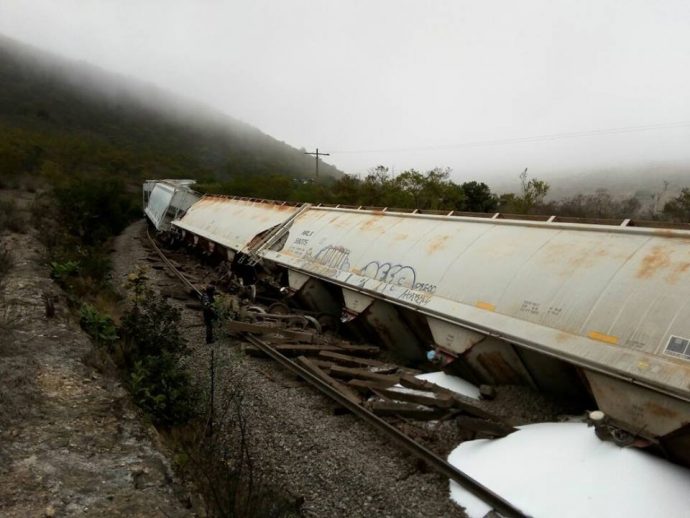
[
  {"x1": 226, "y1": 320, "x2": 317, "y2": 343},
  {"x1": 327, "y1": 365, "x2": 400, "y2": 384},
  {"x1": 244, "y1": 343, "x2": 380, "y2": 358},
  {"x1": 366, "y1": 401, "x2": 447, "y2": 421},
  {"x1": 453, "y1": 415, "x2": 517, "y2": 437},
  {"x1": 398, "y1": 374, "x2": 497, "y2": 421},
  {"x1": 317, "y1": 351, "x2": 393, "y2": 368},
  {"x1": 294, "y1": 356, "x2": 361, "y2": 405},
  {"x1": 373, "y1": 387, "x2": 455, "y2": 409},
  {"x1": 347, "y1": 379, "x2": 399, "y2": 392}
]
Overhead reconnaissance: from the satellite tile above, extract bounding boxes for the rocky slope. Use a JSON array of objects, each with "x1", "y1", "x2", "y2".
[{"x1": 0, "y1": 190, "x2": 192, "y2": 517}]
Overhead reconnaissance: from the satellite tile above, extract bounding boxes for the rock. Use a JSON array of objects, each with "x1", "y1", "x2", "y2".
[{"x1": 44, "y1": 505, "x2": 56, "y2": 517}]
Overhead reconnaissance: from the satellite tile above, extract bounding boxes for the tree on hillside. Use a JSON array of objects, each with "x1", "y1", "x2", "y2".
[
  {"x1": 663, "y1": 189, "x2": 690, "y2": 222},
  {"x1": 394, "y1": 169, "x2": 425, "y2": 208},
  {"x1": 426, "y1": 168, "x2": 465, "y2": 210},
  {"x1": 518, "y1": 168, "x2": 549, "y2": 213},
  {"x1": 501, "y1": 169, "x2": 550, "y2": 214},
  {"x1": 460, "y1": 181, "x2": 498, "y2": 212},
  {"x1": 420, "y1": 168, "x2": 450, "y2": 210},
  {"x1": 360, "y1": 165, "x2": 393, "y2": 206},
  {"x1": 330, "y1": 174, "x2": 362, "y2": 205}
]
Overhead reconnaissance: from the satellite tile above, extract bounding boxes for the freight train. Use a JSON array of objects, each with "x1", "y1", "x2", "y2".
[{"x1": 143, "y1": 179, "x2": 690, "y2": 466}]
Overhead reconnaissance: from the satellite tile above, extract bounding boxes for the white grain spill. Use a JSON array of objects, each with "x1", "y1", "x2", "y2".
[{"x1": 448, "y1": 422, "x2": 690, "y2": 517}]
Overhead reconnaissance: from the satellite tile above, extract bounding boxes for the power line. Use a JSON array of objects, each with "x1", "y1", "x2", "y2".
[{"x1": 330, "y1": 120, "x2": 690, "y2": 155}]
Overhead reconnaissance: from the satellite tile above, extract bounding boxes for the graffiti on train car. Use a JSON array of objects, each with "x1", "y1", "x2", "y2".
[
  {"x1": 314, "y1": 245, "x2": 351, "y2": 270},
  {"x1": 308, "y1": 244, "x2": 351, "y2": 270},
  {"x1": 399, "y1": 288, "x2": 433, "y2": 306},
  {"x1": 361, "y1": 260, "x2": 416, "y2": 289},
  {"x1": 357, "y1": 260, "x2": 438, "y2": 301},
  {"x1": 413, "y1": 282, "x2": 437, "y2": 294}
]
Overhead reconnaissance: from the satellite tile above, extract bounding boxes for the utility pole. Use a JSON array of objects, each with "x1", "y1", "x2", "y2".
[{"x1": 304, "y1": 148, "x2": 330, "y2": 180}]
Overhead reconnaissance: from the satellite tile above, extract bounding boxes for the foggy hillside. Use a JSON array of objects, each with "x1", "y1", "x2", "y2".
[{"x1": 0, "y1": 34, "x2": 342, "y2": 180}]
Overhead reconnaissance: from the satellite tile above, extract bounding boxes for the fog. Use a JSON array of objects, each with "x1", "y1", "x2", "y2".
[{"x1": 1, "y1": 0, "x2": 689, "y2": 182}]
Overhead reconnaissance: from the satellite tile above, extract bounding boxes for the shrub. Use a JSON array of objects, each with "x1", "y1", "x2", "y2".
[
  {"x1": 119, "y1": 269, "x2": 195, "y2": 425},
  {"x1": 129, "y1": 354, "x2": 196, "y2": 426},
  {"x1": 79, "y1": 303, "x2": 118, "y2": 346},
  {"x1": 52, "y1": 175, "x2": 136, "y2": 246},
  {"x1": 121, "y1": 286, "x2": 186, "y2": 359},
  {"x1": 49, "y1": 260, "x2": 80, "y2": 292}
]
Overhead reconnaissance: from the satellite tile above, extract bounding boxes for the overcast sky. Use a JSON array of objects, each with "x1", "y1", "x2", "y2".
[{"x1": 1, "y1": 0, "x2": 689, "y2": 182}]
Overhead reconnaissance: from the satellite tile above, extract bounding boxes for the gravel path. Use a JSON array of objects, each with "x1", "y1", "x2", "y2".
[{"x1": 112, "y1": 220, "x2": 467, "y2": 517}]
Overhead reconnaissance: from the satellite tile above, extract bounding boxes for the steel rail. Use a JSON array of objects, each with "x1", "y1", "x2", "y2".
[
  {"x1": 244, "y1": 333, "x2": 528, "y2": 518},
  {"x1": 146, "y1": 224, "x2": 528, "y2": 518},
  {"x1": 146, "y1": 227, "x2": 203, "y2": 298}
]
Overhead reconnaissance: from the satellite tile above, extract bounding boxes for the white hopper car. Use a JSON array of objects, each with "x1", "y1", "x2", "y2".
[
  {"x1": 145, "y1": 181, "x2": 690, "y2": 466},
  {"x1": 143, "y1": 179, "x2": 200, "y2": 232}
]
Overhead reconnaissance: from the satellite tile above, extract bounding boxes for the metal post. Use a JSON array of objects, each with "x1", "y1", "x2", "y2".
[
  {"x1": 305, "y1": 148, "x2": 330, "y2": 180},
  {"x1": 209, "y1": 346, "x2": 215, "y2": 436}
]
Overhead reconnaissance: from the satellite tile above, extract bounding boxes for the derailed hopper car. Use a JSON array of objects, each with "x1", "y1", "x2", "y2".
[
  {"x1": 143, "y1": 179, "x2": 200, "y2": 232},
  {"x1": 149, "y1": 183, "x2": 690, "y2": 466},
  {"x1": 171, "y1": 194, "x2": 303, "y2": 260}
]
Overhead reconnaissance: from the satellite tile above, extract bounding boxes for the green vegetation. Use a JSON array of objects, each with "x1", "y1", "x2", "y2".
[
  {"x1": 0, "y1": 35, "x2": 341, "y2": 189},
  {"x1": 119, "y1": 269, "x2": 195, "y2": 426},
  {"x1": 499, "y1": 169, "x2": 551, "y2": 214},
  {"x1": 33, "y1": 173, "x2": 136, "y2": 298},
  {"x1": 49, "y1": 260, "x2": 80, "y2": 283},
  {"x1": 52, "y1": 175, "x2": 137, "y2": 245},
  {"x1": 79, "y1": 303, "x2": 118, "y2": 347},
  {"x1": 197, "y1": 163, "x2": 690, "y2": 223},
  {"x1": 28, "y1": 168, "x2": 192, "y2": 427},
  {"x1": 199, "y1": 165, "x2": 501, "y2": 213}
]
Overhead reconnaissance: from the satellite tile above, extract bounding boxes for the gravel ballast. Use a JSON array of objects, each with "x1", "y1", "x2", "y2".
[{"x1": 112, "y1": 220, "x2": 467, "y2": 518}]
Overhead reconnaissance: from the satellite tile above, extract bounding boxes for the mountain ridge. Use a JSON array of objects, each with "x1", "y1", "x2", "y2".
[{"x1": 0, "y1": 33, "x2": 343, "y2": 181}]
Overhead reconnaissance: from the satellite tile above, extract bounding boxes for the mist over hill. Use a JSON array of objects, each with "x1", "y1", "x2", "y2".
[
  {"x1": 491, "y1": 162, "x2": 690, "y2": 209},
  {"x1": 0, "y1": 34, "x2": 342, "y2": 182}
]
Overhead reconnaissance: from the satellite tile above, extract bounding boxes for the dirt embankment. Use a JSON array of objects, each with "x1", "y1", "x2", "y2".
[{"x1": 0, "y1": 191, "x2": 192, "y2": 517}]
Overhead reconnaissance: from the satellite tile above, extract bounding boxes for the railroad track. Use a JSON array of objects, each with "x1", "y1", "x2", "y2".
[{"x1": 145, "y1": 227, "x2": 528, "y2": 518}]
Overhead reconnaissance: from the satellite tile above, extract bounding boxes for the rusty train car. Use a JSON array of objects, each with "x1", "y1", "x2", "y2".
[{"x1": 144, "y1": 181, "x2": 690, "y2": 465}]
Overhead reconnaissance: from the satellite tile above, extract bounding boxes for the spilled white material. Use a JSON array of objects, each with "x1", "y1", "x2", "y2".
[
  {"x1": 448, "y1": 422, "x2": 690, "y2": 518},
  {"x1": 415, "y1": 371, "x2": 480, "y2": 400}
]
